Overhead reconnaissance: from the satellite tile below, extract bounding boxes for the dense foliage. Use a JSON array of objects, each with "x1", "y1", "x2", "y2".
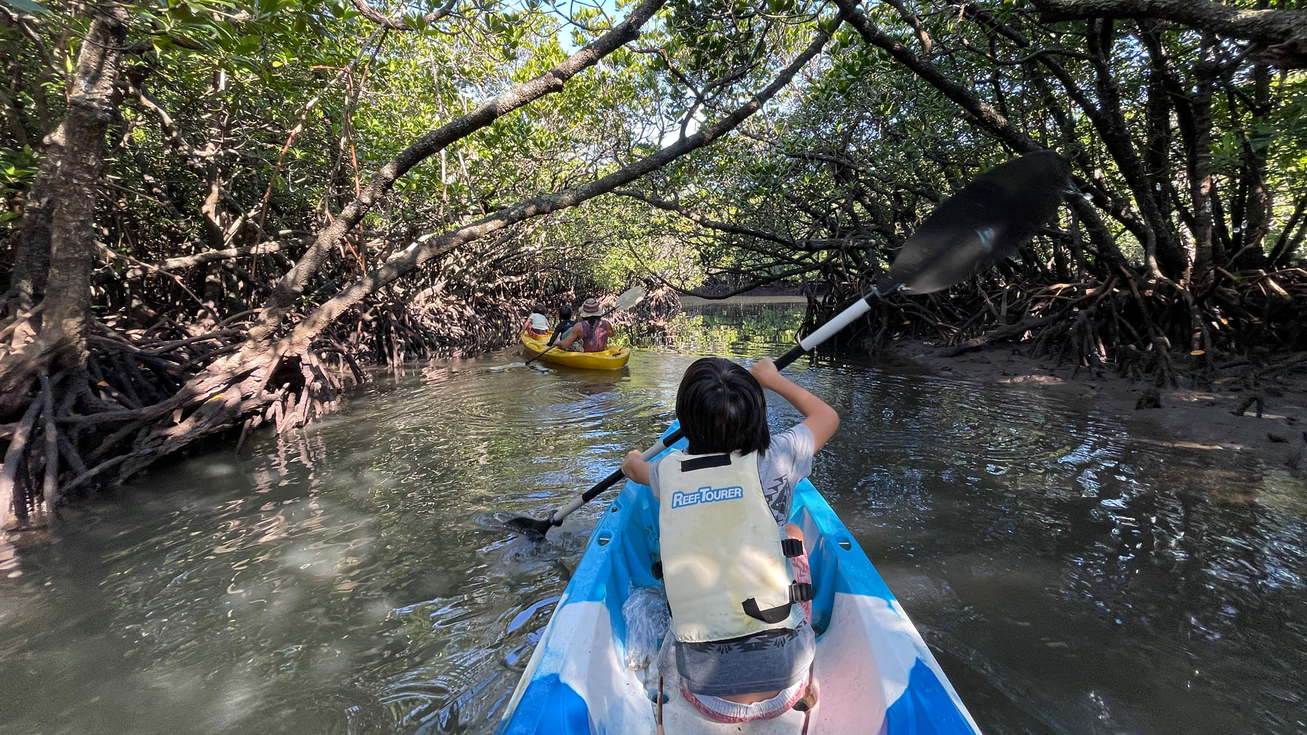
[
  {"x1": 1, "y1": 0, "x2": 1306, "y2": 523},
  {"x1": 629, "y1": 1, "x2": 1307, "y2": 368}
]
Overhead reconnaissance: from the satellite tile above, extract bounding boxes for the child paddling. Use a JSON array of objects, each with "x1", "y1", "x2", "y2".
[
  {"x1": 547, "y1": 304, "x2": 576, "y2": 347},
  {"x1": 622, "y1": 356, "x2": 839, "y2": 724}
]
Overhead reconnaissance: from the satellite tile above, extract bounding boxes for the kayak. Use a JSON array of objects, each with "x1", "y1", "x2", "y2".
[
  {"x1": 498, "y1": 426, "x2": 980, "y2": 734},
  {"x1": 520, "y1": 332, "x2": 631, "y2": 371}
]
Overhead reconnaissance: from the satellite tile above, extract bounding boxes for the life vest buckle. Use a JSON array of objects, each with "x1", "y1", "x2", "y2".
[
  {"x1": 741, "y1": 581, "x2": 815, "y2": 624},
  {"x1": 789, "y1": 581, "x2": 813, "y2": 603},
  {"x1": 781, "y1": 538, "x2": 804, "y2": 557}
]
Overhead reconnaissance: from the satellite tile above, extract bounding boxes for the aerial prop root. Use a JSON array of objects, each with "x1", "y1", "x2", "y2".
[{"x1": 842, "y1": 265, "x2": 1307, "y2": 390}]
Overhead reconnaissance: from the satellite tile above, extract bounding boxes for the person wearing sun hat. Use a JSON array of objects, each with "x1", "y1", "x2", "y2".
[{"x1": 557, "y1": 297, "x2": 614, "y2": 352}]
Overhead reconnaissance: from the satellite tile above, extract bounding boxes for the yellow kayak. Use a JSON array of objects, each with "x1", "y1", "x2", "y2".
[{"x1": 520, "y1": 333, "x2": 630, "y2": 370}]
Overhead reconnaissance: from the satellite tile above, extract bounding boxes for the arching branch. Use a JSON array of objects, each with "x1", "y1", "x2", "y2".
[
  {"x1": 349, "y1": 0, "x2": 459, "y2": 31},
  {"x1": 279, "y1": 21, "x2": 839, "y2": 348},
  {"x1": 249, "y1": 0, "x2": 668, "y2": 342},
  {"x1": 614, "y1": 189, "x2": 799, "y2": 248}
]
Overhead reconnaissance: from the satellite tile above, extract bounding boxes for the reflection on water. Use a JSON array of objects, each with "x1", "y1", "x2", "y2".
[
  {"x1": 1, "y1": 304, "x2": 1303, "y2": 734},
  {"x1": 631, "y1": 301, "x2": 803, "y2": 356}
]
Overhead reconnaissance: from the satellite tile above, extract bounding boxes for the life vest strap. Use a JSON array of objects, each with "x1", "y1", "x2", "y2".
[
  {"x1": 741, "y1": 582, "x2": 814, "y2": 624},
  {"x1": 679, "y1": 453, "x2": 731, "y2": 472}
]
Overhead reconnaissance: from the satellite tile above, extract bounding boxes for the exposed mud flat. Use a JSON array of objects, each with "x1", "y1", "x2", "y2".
[{"x1": 888, "y1": 339, "x2": 1307, "y2": 481}]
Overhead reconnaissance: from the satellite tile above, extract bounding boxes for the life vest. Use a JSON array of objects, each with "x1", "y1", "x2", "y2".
[
  {"x1": 579, "y1": 318, "x2": 611, "y2": 352},
  {"x1": 548, "y1": 319, "x2": 576, "y2": 347},
  {"x1": 657, "y1": 450, "x2": 810, "y2": 643}
]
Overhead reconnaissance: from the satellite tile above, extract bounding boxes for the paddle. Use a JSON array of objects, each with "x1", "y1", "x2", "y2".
[
  {"x1": 489, "y1": 286, "x2": 647, "y2": 373},
  {"x1": 507, "y1": 151, "x2": 1070, "y2": 540},
  {"x1": 524, "y1": 286, "x2": 646, "y2": 367}
]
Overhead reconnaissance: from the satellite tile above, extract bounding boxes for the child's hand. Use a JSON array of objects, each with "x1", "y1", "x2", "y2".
[
  {"x1": 750, "y1": 358, "x2": 782, "y2": 387},
  {"x1": 622, "y1": 449, "x2": 650, "y2": 485}
]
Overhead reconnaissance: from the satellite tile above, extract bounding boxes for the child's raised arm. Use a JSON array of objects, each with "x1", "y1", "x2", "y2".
[{"x1": 749, "y1": 358, "x2": 840, "y2": 451}]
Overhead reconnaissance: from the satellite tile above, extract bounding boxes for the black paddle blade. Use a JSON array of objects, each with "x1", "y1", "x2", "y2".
[
  {"x1": 885, "y1": 150, "x2": 1070, "y2": 295},
  {"x1": 506, "y1": 515, "x2": 553, "y2": 540}
]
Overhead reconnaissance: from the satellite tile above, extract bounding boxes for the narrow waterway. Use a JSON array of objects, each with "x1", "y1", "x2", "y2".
[{"x1": 1, "y1": 304, "x2": 1303, "y2": 734}]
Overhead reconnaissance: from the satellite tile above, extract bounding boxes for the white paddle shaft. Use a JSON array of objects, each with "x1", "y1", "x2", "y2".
[{"x1": 798, "y1": 297, "x2": 873, "y2": 351}]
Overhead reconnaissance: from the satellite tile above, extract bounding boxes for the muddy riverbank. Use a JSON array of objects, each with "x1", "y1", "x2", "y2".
[{"x1": 888, "y1": 339, "x2": 1307, "y2": 481}]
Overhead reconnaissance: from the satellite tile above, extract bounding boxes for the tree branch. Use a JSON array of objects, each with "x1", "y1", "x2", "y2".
[
  {"x1": 126, "y1": 80, "x2": 218, "y2": 162},
  {"x1": 1029, "y1": 0, "x2": 1307, "y2": 67},
  {"x1": 249, "y1": 0, "x2": 669, "y2": 342},
  {"x1": 100, "y1": 241, "x2": 293, "y2": 281},
  {"x1": 279, "y1": 19, "x2": 839, "y2": 352},
  {"x1": 349, "y1": 0, "x2": 459, "y2": 31},
  {"x1": 614, "y1": 189, "x2": 798, "y2": 248}
]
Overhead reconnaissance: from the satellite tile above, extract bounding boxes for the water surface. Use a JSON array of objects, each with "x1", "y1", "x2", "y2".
[{"x1": 1, "y1": 304, "x2": 1303, "y2": 734}]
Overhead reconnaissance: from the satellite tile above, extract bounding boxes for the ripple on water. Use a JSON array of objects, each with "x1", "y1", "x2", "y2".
[{"x1": 1, "y1": 308, "x2": 1304, "y2": 734}]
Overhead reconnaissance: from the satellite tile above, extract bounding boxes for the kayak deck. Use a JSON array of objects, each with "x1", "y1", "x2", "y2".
[
  {"x1": 520, "y1": 333, "x2": 630, "y2": 370},
  {"x1": 498, "y1": 428, "x2": 978, "y2": 734}
]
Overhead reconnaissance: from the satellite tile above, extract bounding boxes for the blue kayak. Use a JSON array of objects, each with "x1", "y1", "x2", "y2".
[{"x1": 498, "y1": 427, "x2": 980, "y2": 734}]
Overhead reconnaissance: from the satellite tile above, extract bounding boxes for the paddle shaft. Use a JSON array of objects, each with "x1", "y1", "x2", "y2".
[
  {"x1": 546, "y1": 287, "x2": 885, "y2": 526},
  {"x1": 524, "y1": 343, "x2": 560, "y2": 366},
  {"x1": 532, "y1": 151, "x2": 1073, "y2": 529}
]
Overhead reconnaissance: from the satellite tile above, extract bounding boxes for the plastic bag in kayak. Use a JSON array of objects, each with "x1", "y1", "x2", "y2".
[{"x1": 622, "y1": 585, "x2": 670, "y2": 671}]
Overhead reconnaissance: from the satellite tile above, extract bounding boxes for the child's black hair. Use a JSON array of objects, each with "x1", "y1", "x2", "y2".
[
  {"x1": 675, "y1": 357, "x2": 770, "y2": 456},
  {"x1": 559, "y1": 305, "x2": 573, "y2": 319}
]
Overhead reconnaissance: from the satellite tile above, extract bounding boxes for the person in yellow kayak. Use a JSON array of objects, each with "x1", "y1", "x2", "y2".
[
  {"x1": 556, "y1": 298, "x2": 613, "y2": 352},
  {"x1": 621, "y1": 356, "x2": 840, "y2": 724},
  {"x1": 521, "y1": 304, "x2": 550, "y2": 339},
  {"x1": 546, "y1": 305, "x2": 576, "y2": 348}
]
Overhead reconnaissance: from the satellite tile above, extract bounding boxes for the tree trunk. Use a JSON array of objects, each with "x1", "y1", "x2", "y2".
[
  {"x1": 1191, "y1": 37, "x2": 1217, "y2": 273},
  {"x1": 34, "y1": 4, "x2": 130, "y2": 370},
  {"x1": 9, "y1": 149, "x2": 58, "y2": 314},
  {"x1": 1085, "y1": 20, "x2": 1189, "y2": 280},
  {"x1": 1238, "y1": 35, "x2": 1273, "y2": 266}
]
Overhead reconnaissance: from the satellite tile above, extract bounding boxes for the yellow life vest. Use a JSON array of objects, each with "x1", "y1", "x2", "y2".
[{"x1": 657, "y1": 450, "x2": 809, "y2": 643}]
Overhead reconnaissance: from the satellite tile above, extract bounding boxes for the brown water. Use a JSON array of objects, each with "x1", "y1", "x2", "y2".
[{"x1": 1, "y1": 304, "x2": 1303, "y2": 734}]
